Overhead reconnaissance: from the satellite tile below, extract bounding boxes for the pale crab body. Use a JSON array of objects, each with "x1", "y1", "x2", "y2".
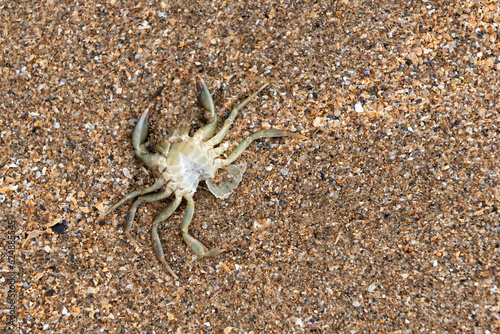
[
  {"x1": 163, "y1": 138, "x2": 217, "y2": 197},
  {"x1": 105, "y1": 76, "x2": 305, "y2": 279}
]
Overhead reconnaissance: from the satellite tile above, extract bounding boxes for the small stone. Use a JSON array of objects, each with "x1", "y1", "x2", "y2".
[
  {"x1": 280, "y1": 169, "x2": 289, "y2": 176},
  {"x1": 122, "y1": 168, "x2": 132, "y2": 179},
  {"x1": 355, "y1": 103, "x2": 364, "y2": 113},
  {"x1": 313, "y1": 117, "x2": 324, "y2": 127},
  {"x1": 51, "y1": 222, "x2": 68, "y2": 234},
  {"x1": 80, "y1": 207, "x2": 90, "y2": 213}
]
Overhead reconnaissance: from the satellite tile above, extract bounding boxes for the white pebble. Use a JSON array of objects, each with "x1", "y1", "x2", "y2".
[{"x1": 355, "y1": 103, "x2": 364, "y2": 113}]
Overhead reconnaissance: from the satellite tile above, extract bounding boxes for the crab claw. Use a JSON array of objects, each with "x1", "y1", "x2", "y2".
[
  {"x1": 133, "y1": 84, "x2": 164, "y2": 154},
  {"x1": 132, "y1": 104, "x2": 163, "y2": 169},
  {"x1": 132, "y1": 104, "x2": 153, "y2": 154},
  {"x1": 195, "y1": 75, "x2": 215, "y2": 121}
]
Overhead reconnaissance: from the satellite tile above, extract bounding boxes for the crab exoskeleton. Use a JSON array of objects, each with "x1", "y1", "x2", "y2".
[{"x1": 105, "y1": 76, "x2": 306, "y2": 279}]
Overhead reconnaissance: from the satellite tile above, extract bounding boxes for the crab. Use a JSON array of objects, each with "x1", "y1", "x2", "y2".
[{"x1": 104, "y1": 76, "x2": 306, "y2": 279}]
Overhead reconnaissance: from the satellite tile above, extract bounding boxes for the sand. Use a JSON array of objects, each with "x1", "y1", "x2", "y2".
[{"x1": 1, "y1": 0, "x2": 498, "y2": 332}]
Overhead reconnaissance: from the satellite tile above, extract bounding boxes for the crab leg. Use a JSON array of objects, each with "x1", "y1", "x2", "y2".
[
  {"x1": 133, "y1": 104, "x2": 163, "y2": 169},
  {"x1": 104, "y1": 178, "x2": 164, "y2": 215},
  {"x1": 181, "y1": 196, "x2": 224, "y2": 258},
  {"x1": 216, "y1": 129, "x2": 306, "y2": 168},
  {"x1": 122, "y1": 187, "x2": 173, "y2": 249},
  {"x1": 151, "y1": 196, "x2": 182, "y2": 279},
  {"x1": 208, "y1": 83, "x2": 269, "y2": 146},
  {"x1": 194, "y1": 76, "x2": 218, "y2": 139}
]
